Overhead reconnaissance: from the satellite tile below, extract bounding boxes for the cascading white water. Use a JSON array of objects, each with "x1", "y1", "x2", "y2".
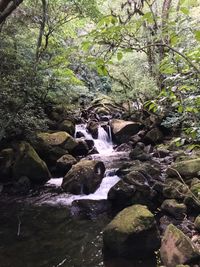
[{"x1": 75, "y1": 124, "x2": 113, "y2": 154}]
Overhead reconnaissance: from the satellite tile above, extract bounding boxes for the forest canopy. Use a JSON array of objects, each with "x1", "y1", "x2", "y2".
[{"x1": 0, "y1": 0, "x2": 200, "y2": 143}]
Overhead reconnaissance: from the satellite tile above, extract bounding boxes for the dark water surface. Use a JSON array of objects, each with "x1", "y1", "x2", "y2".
[{"x1": 0, "y1": 201, "x2": 157, "y2": 267}]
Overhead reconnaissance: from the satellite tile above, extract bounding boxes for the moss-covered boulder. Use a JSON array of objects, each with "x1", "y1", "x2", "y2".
[
  {"x1": 0, "y1": 148, "x2": 14, "y2": 182},
  {"x1": 103, "y1": 205, "x2": 160, "y2": 258},
  {"x1": 161, "y1": 199, "x2": 187, "y2": 219},
  {"x1": 167, "y1": 158, "x2": 200, "y2": 181},
  {"x1": 160, "y1": 224, "x2": 200, "y2": 267},
  {"x1": 86, "y1": 120, "x2": 99, "y2": 139},
  {"x1": 110, "y1": 119, "x2": 142, "y2": 144},
  {"x1": 13, "y1": 142, "x2": 51, "y2": 184},
  {"x1": 163, "y1": 179, "x2": 189, "y2": 200},
  {"x1": 61, "y1": 160, "x2": 105, "y2": 194},
  {"x1": 58, "y1": 120, "x2": 75, "y2": 136}
]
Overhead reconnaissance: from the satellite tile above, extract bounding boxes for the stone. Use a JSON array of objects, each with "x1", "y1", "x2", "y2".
[
  {"x1": 103, "y1": 204, "x2": 160, "y2": 258},
  {"x1": 160, "y1": 224, "x2": 200, "y2": 267},
  {"x1": 0, "y1": 148, "x2": 14, "y2": 182},
  {"x1": 58, "y1": 120, "x2": 75, "y2": 136},
  {"x1": 129, "y1": 146, "x2": 151, "y2": 161},
  {"x1": 167, "y1": 158, "x2": 200, "y2": 181},
  {"x1": 194, "y1": 216, "x2": 200, "y2": 231},
  {"x1": 13, "y1": 142, "x2": 51, "y2": 184},
  {"x1": 86, "y1": 120, "x2": 99, "y2": 138},
  {"x1": 163, "y1": 179, "x2": 189, "y2": 200},
  {"x1": 184, "y1": 180, "x2": 200, "y2": 211},
  {"x1": 110, "y1": 119, "x2": 142, "y2": 144},
  {"x1": 161, "y1": 199, "x2": 187, "y2": 219},
  {"x1": 143, "y1": 127, "x2": 164, "y2": 144},
  {"x1": 56, "y1": 154, "x2": 77, "y2": 176},
  {"x1": 61, "y1": 160, "x2": 105, "y2": 194}
]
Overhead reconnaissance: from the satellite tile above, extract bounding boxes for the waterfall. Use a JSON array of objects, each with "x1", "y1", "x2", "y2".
[{"x1": 75, "y1": 124, "x2": 113, "y2": 154}]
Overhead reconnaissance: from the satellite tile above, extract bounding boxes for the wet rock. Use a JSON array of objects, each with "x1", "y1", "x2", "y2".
[
  {"x1": 153, "y1": 148, "x2": 170, "y2": 158},
  {"x1": 184, "y1": 179, "x2": 200, "y2": 211},
  {"x1": 167, "y1": 158, "x2": 200, "y2": 181},
  {"x1": 194, "y1": 216, "x2": 200, "y2": 231},
  {"x1": 15, "y1": 176, "x2": 31, "y2": 194},
  {"x1": 13, "y1": 142, "x2": 51, "y2": 184},
  {"x1": 160, "y1": 224, "x2": 200, "y2": 267},
  {"x1": 108, "y1": 180, "x2": 136, "y2": 210},
  {"x1": 163, "y1": 179, "x2": 189, "y2": 200},
  {"x1": 129, "y1": 146, "x2": 151, "y2": 161},
  {"x1": 143, "y1": 127, "x2": 164, "y2": 144},
  {"x1": 115, "y1": 143, "x2": 132, "y2": 152},
  {"x1": 86, "y1": 120, "x2": 99, "y2": 139},
  {"x1": 56, "y1": 154, "x2": 77, "y2": 176},
  {"x1": 110, "y1": 119, "x2": 142, "y2": 144},
  {"x1": 0, "y1": 148, "x2": 14, "y2": 182},
  {"x1": 161, "y1": 199, "x2": 187, "y2": 219},
  {"x1": 103, "y1": 205, "x2": 160, "y2": 258},
  {"x1": 71, "y1": 139, "x2": 89, "y2": 156},
  {"x1": 71, "y1": 199, "x2": 111, "y2": 219},
  {"x1": 62, "y1": 160, "x2": 105, "y2": 195},
  {"x1": 58, "y1": 119, "x2": 75, "y2": 136}
]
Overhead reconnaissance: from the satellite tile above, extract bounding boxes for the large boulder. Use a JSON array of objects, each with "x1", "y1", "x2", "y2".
[
  {"x1": 13, "y1": 142, "x2": 51, "y2": 184},
  {"x1": 86, "y1": 120, "x2": 99, "y2": 139},
  {"x1": 143, "y1": 127, "x2": 164, "y2": 144},
  {"x1": 184, "y1": 179, "x2": 200, "y2": 211},
  {"x1": 160, "y1": 224, "x2": 200, "y2": 267},
  {"x1": 103, "y1": 204, "x2": 160, "y2": 258},
  {"x1": 110, "y1": 119, "x2": 142, "y2": 144},
  {"x1": 167, "y1": 158, "x2": 200, "y2": 181},
  {"x1": 0, "y1": 148, "x2": 14, "y2": 182},
  {"x1": 61, "y1": 160, "x2": 105, "y2": 194}
]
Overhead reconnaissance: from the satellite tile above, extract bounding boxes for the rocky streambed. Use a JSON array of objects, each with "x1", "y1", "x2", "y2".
[{"x1": 0, "y1": 100, "x2": 200, "y2": 267}]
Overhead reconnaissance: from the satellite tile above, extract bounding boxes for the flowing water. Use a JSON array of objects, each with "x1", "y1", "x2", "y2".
[{"x1": 0, "y1": 124, "x2": 156, "y2": 267}]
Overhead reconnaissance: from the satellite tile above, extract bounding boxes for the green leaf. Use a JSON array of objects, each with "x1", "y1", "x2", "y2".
[
  {"x1": 117, "y1": 52, "x2": 123, "y2": 61},
  {"x1": 180, "y1": 7, "x2": 189, "y2": 15},
  {"x1": 194, "y1": 30, "x2": 200, "y2": 42}
]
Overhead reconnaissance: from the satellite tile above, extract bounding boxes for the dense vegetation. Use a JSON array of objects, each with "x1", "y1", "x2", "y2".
[{"x1": 0, "y1": 0, "x2": 200, "y2": 144}]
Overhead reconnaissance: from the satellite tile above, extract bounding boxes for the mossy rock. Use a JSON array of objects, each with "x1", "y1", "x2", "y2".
[
  {"x1": 160, "y1": 224, "x2": 200, "y2": 267},
  {"x1": 163, "y1": 179, "x2": 189, "y2": 200},
  {"x1": 58, "y1": 120, "x2": 75, "y2": 136},
  {"x1": 103, "y1": 204, "x2": 160, "y2": 258},
  {"x1": 13, "y1": 142, "x2": 51, "y2": 184},
  {"x1": 184, "y1": 180, "x2": 200, "y2": 211},
  {"x1": 161, "y1": 199, "x2": 187, "y2": 219},
  {"x1": 167, "y1": 158, "x2": 200, "y2": 181},
  {"x1": 62, "y1": 160, "x2": 105, "y2": 194}
]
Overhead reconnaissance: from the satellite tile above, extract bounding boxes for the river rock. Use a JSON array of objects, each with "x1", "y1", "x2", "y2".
[
  {"x1": 110, "y1": 119, "x2": 142, "y2": 144},
  {"x1": 184, "y1": 179, "x2": 200, "y2": 211},
  {"x1": 143, "y1": 127, "x2": 164, "y2": 144},
  {"x1": 194, "y1": 216, "x2": 200, "y2": 231},
  {"x1": 0, "y1": 148, "x2": 14, "y2": 182},
  {"x1": 58, "y1": 119, "x2": 75, "y2": 136},
  {"x1": 61, "y1": 160, "x2": 105, "y2": 194},
  {"x1": 160, "y1": 224, "x2": 200, "y2": 267},
  {"x1": 103, "y1": 205, "x2": 160, "y2": 258},
  {"x1": 13, "y1": 142, "x2": 51, "y2": 184},
  {"x1": 56, "y1": 154, "x2": 77, "y2": 176},
  {"x1": 129, "y1": 145, "x2": 151, "y2": 161},
  {"x1": 86, "y1": 120, "x2": 99, "y2": 139},
  {"x1": 161, "y1": 199, "x2": 187, "y2": 219},
  {"x1": 163, "y1": 179, "x2": 189, "y2": 200},
  {"x1": 167, "y1": 158, "x2": 200, "y2": 181}
]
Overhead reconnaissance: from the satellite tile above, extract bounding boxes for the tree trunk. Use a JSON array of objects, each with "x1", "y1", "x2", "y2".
[{"x1": 0, "y1": 0, "x2": 23, "y2": 24}]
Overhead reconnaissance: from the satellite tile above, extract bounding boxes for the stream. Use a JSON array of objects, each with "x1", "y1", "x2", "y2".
[{"x1": 0, "y1": 124, "x2": 157, "y2": 267}]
